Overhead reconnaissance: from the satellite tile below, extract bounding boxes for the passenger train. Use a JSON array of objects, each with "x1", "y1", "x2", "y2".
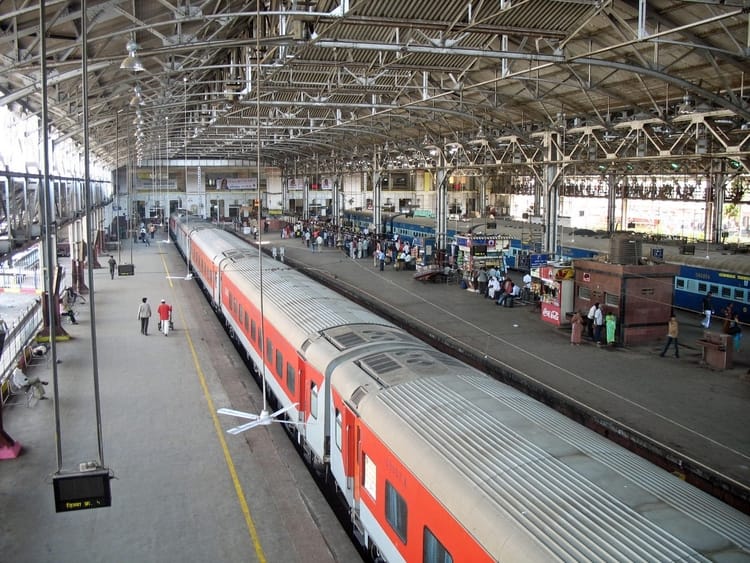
[
  {"x1": 343, "y1": 209, "x2": 750, "y2": 323},
  {"x1": 171, "y1": 214, "x2": 750, "y2": 562}
]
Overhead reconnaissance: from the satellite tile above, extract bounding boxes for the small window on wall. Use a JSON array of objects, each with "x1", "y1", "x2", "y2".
[
  {"x1": 385, "y1": 481, "x2": 408, "y2": 543},
  {"x1": 335, "y1": 410, "x2": 342, "y2": 451},
  {"x1": 424, "y1": 528, "x2": 453, "y2": 563},
  {"x1": 604, "y1": 293, "x2": 619, "y2": 308},
  {"x1": 286, "y1": 363, "x2": 295, "y2": 393},
  {"x1": 310, "y1": 383, "x2": 319, "y2": 420},
  {"x1": 578, "y1": 286, "x2": 591, "y2": 300},
  {"x1": 363, "y1": 453, "x2": 377, "y2": 500}
]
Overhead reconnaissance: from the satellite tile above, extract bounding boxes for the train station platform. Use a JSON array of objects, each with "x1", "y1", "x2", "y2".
[
  {"x1": 271, "y1": 235, "x2": 750, "y2": 513},
  {"x1": 0, "y1": 237, "x2": 361, "y2": 562}
]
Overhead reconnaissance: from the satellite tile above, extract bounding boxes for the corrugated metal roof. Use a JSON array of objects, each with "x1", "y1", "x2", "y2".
[{"x1": 2, "y1": 1, "x2": 747, "y2": 166}]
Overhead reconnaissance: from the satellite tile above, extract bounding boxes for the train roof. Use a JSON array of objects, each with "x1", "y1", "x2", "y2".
[
  {"x1": 218, "y1": 245, "x2": 395, "y2": 345},
  {"x1": 665, "y1": 253, "x2": 750, "y2": 276},
  {"x1": 355, "y1": 372, "x2": 750, "y2": 560}
]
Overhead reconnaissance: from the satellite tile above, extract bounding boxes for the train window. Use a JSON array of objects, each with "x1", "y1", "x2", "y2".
[
  {"x1": 423, "y1": 528, "x2": 453, "y2": 563},
  {"x1": 721, "y1": 286, "x2": 732, "y2": 299},
  {"x1": 675, "y1": 278, "x2": 686, "y2": 289},
  {"x1": 697, "y1": 282, "x2": 707, "y2": 294},
  {"x1": 266, "y1": 338, "x2": 273, "y2": 360},
  {"x1": 734, "y1": 288, "x2": 746, "y2": 303},
  {"x1": 335, "y1": 410, "x2": 342, "y2": 451},
  {"x1": 286, "y1": 363, "x2": 295, "y2": 393},
  {"x1": 362, "y1": 454, "x2": 376, "y2": 500},
  {"x1": 385, "y1": 481, "x2": 408, "y2": 543},
  {"x1": 310, "y1": 384, "x2": 318, "y2": 420},
  {"x1": 275, "y1": 350, "x2": 283, "y2": 378},
  {"x1": 251, "y1": 319, "x2": 256, "y2": 340},
  {"x1": 710, "y1": 284, "x2": 720, "y2": 295},
  {"x1": 244, "y1": 311, "x2": 249, "y2": 332}
]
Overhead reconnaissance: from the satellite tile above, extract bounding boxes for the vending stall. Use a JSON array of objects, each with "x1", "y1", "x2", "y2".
[
  {"x1": 538, "y1": 263, "x2": 575, "y2": 327},
  {"x1": 455, "y1": 235, "x2": 507, "y2": 274}
]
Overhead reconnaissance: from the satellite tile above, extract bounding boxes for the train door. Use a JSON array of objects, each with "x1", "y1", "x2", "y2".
[
  {"x1": 343, "y1": 409, "x2": 357, "y2": 493},
  {"x1": 296, "y1": 353, "x2": 307, "y2": 432},
  {"x1": 353, "y1": 422, "x2": 362, "y2": 507}
]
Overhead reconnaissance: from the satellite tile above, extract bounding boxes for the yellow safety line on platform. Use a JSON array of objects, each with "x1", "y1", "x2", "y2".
[{"x1": 160, "y1": 253, "x2": 267, "y2": 563}]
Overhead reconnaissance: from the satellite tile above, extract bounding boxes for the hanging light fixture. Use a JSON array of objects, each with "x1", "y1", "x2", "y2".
[
  {"x1": 120, "y1": 38, "x2": 145, "y2": 72},
  {"x1": 129, "y1": 84, "x2": 145, "y2": 107}
]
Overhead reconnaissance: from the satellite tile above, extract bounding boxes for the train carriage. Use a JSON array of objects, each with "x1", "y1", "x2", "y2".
[
  {"x1": 671, "y1": 255, "x2": 750, "y2": 323},
  {"x1": 171, "y1": 214, "x2": 750, "y2": 563}
]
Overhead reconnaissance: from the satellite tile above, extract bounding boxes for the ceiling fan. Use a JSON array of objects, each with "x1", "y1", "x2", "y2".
[{"x1": 218, "y1": 403, "x2": 299, "y2": 434}]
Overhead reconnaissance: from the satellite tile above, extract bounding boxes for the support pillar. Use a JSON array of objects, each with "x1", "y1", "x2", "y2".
[
  {"x1": 34, "y1": 290, "x2": 71, "y2": 342},
  {"x1": 435, "y1": 162, "x2": 448, "y2": 262},
  {"x1": 76, "y1": 258, "x2": 89, "y2": 295}
]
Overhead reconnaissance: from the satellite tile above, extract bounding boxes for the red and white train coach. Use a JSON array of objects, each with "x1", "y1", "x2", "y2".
[{"x1": 172, "y1": 215, "x2": 750, "y2": 563}]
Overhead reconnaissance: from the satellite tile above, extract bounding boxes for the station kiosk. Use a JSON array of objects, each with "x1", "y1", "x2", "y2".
[
  {"x1": 538, "y1": 263, "x2": 575, "y2": 327},
  {"x1": 455, "y1": 235, "x2": 508, "y2": 275}
]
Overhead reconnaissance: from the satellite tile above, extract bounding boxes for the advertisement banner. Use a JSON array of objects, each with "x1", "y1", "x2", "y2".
[{"x1": 218, "y1": 178, "x2": 257, "y2": 190}]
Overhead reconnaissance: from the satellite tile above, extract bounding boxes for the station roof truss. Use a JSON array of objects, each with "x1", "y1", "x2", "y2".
[{"x1": 1, "y1": 0, "x2": 749, "y2": 175}]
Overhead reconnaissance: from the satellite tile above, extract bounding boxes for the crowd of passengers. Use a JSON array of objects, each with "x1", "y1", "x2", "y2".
[
  {"x1": 279, "y1": 220, "x2": 418, "y2": 270},
  {"x1": 462, "y1": 266, "x2": 533, "y2": 307}
]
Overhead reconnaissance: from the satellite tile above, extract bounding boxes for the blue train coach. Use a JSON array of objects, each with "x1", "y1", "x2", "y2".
[{"x1": 671, "y1": 255, "x2": 750, "y2": 323}]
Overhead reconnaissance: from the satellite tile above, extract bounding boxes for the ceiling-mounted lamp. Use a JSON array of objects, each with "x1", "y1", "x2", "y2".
[
  {"x1": 120, "y1": 38, "x2": 145, "y2": 72},
  {"x1": 676, "y1": 93, "x2": 694, "y2": 115},
  {"x1": 129, "y1": 85, "x2": 145, "y2": 107}
]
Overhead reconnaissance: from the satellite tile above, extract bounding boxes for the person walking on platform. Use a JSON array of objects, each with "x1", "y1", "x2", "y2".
[
  {"x1": 570, "y1": 311, "x2": 583, "y2": 345},
  {"x1": 157, "y1": 299, "x2": 173, "y2": 336},
  {"x1": 701, "y1": 291, "x2": 713, "y2": 328},
  {"x1": 137, "y1": 297, "x2": 152, "y2": 335},
  {"x1": 108, "y1": 255, "x2": 117, "y2": 279},
  {"x1": 660, "y1": 315, "x2": 680, "y2": 358},
  {"x1": 728, "y1": 313, "x2": 742, "y2": 352}
]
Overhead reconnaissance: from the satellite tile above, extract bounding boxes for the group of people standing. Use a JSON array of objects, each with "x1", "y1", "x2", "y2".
[{"x1": 569, "y1": 302, "x2": 617, "y2": 347}]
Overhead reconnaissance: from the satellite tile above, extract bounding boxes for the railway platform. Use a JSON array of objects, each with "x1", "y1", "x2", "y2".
[
  {"x1": 272, "y1": 234, "x2": 750, "y2": 513},
  {"x1": 0, "y1": 238, "x2": 361, "y2": 562}
]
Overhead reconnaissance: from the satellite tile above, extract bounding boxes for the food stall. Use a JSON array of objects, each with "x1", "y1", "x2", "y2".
[
  {"x1": 455, "y1": 235, "x2": 508, "y2": 274},
  {"x1": 538, "y1": 262, "x2": 575, "y2": 327}
]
